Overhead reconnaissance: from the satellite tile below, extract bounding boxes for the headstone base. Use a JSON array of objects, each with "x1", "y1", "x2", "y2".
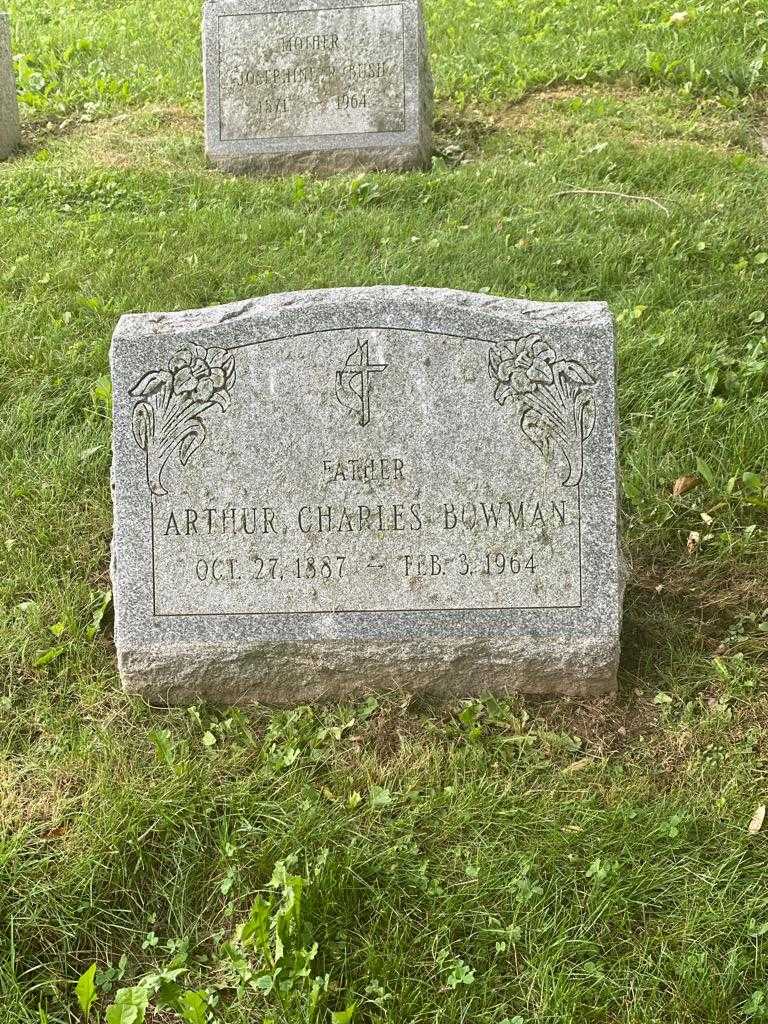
[
  {"x1": 118, "y1": 635, "x2": 619, "y2": 706},
  {"x1": 207, "y1": 138, "x2": 432, "y2": 177}
]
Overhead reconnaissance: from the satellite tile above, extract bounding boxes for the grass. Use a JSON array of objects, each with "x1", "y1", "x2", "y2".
[
  {"x1": 8, "y1": 0, "x2": 768, "y2": 118},
  {"x1": 1, "y1": 1, "x2": 768, "y2": 1022}
]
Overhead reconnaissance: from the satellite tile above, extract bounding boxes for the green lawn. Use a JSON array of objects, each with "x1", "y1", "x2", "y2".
[{"x1": 2, "y1": 2, "x2": 768, "y2": 1022}]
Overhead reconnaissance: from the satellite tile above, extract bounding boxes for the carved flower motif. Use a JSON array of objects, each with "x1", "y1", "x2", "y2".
[
  {"x1": 488, "y1": 334, "x2": 597, "y2": 488},
  {"x1": 130, "y1": 343, "x2": 237, "y2": 496},
  {"x1": 489, "y1": 335, "x2": 556, "y2": 402},
  {"x1": 514, "y1": 336, "x2": 556, "y2": 384},
  {"x1": 169, "y1": 345, "x2": 234, "y2": 403}
]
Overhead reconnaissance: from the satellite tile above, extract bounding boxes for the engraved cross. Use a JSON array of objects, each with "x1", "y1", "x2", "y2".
[{"x1": 335, "y1": 339, "x2": 387, "y2": 427}]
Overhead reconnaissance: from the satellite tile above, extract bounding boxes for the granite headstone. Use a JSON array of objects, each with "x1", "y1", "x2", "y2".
[
  {"x1": 0, "y1": 12, "x2": 20, "y2": 161},
  {"x1": 111, "y1": 287, "x2": 623, "y2": 705},
  {"x1": 203, "y1": 0, "x2": 432, "y2": 175}
]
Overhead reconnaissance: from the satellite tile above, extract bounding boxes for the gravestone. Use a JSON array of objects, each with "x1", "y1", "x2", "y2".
[
  {"x1": 0, "y1": 12, "x2": 20, "y2": 161},
  {"x1": 202, "y1": 0, "x2": 432, "y2": 175},
  {"x1": 111, "y1": 287, "x2": 623, "y2": 705}
]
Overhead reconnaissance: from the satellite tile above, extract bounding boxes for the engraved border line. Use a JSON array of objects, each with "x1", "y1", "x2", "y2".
[
  {"x1": 224, "y1": 324, "x2": 541, "y2": 351},
  {"x1": 147, "y1": 324, "x2": 589, "y2": 619},
  {"x1": 154, "y1": 600, "x2": 583, "y2": 618},
  {"x1": 216, "y1": 3, "x2": 408, "y2": 143}
]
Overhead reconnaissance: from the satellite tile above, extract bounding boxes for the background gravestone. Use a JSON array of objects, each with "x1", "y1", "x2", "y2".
[
  {"x1": 203, "y1": 0, "x2": 432, "y2": 175},
  {"x1": 0, "y1": 12, "x2": 20, "y2": 161},
  {"x1": 111, "y1": 287, "x2": 624, "y2": 705}
]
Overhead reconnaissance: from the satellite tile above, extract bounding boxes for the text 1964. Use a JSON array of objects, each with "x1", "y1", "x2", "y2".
[{"x1": 336, "y1": 93, "x2": 367, "y2": 110}]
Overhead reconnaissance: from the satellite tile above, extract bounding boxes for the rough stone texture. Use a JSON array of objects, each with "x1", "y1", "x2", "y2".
[
  {"x1": 111, "y1": 287, "x2": 624, "y2": 706},
  {"x1": 203, "y1": 0, "x2": 432, "y2": 175},
  {"x1": 0, "y1": 12, "x2": 20, "y2": 161}
]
